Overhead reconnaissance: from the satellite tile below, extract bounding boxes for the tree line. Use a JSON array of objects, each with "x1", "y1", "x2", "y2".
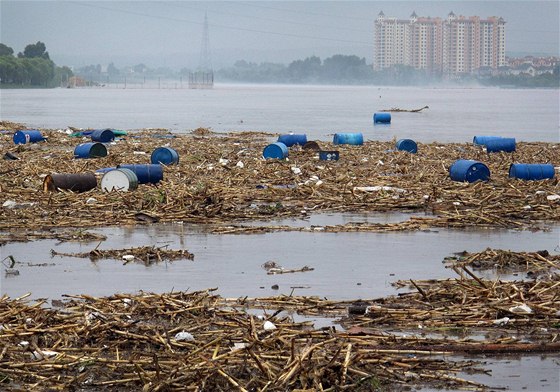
[{"x1": 0, "y1": 42, "x2": 73, "y2": 87}]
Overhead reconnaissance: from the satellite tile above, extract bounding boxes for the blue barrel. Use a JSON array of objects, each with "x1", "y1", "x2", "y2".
[
  {"x1": 13, "y1": 130, "x2": 45, "y2": 144},
  {"x1": 277, "y1": 134, "x2": 307, "y2": 147},
  {"x1": 263, "y1": 142, "x2": 288, "y2": 159},
  {"x1": 151, "y1": 147, "x2": 179, "y2": 165},
  {"x1": 509, "y1": 163, "x2": 555, "y2": 180},
  {"x1": 74, "y1": 142, "x2": 108, "y2": 159},
  {"x1": 319, "y1": 150, "x2": 340, "y2": 161},
  {"x1": 473, "y1": 135, "x2": 503, "y2": 145},
  {"x1": 449, "y1": 160, "x2": 490, "y2": 183},
  {"x1": 95, "y1": 167, "x2": 117, "y2": 174},
  {"x1": 395, "y1": 139, "x2": 418, "y2": 153},
  {"x1": 333, "y1": 133, "x2": 363, "y2": 145},
  {"x1": 485, "y1": 137, "x2": 516, "y2": 153},
  {"x1": 373, "y1": 112, "x2": 391, "y2": 124},
  {"x1": 117, "y1": 164, "x2": 164, "y2": 184},
  {"x1": 91, "y1": 129, "x2": 115, "y2": 143}
]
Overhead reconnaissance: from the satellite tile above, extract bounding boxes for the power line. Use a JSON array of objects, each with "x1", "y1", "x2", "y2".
[{"x1": 69, "y1": 1, "x2": 372, "y2": 46}]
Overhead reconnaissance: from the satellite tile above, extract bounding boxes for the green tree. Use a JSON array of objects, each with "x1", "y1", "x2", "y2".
[
  {"x1": 0, "y1": 43, "x2": 14, "y2": 56},
  {"x1": 18, "y1": 41, "x2": 50, "y2": 59}
]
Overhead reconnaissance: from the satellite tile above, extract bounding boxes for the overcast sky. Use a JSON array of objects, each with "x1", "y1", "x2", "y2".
[{"x1": 1, "y1": 1, "x2": 558, "y2": 69}]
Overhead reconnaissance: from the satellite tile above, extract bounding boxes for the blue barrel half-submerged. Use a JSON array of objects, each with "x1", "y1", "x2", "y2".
[
  {"x1": 333, "y1": 133, "x2": 363, "y2": 145},
  {"x1": 117, "y1": 164, "x2": 164, "y2": 184},
  {"x1": 509, "y1": 163, "x2": 555, "y2": 181},
  {"x1": 449, "y1": 159, "x2": 490, "y2": 183},
  {"x1": 263, "y1": 142, "x2": 288, "y2": 159},
  {"x1": 74, "y1": 142, "x2": 108, "y2": 158},
  {"x1": 151, "y1": 147, "x2": 179, "y2": 165},
  {"x1": 277, "y1": 134, "x2": 307, "y2": 147},
  {"x1": 373, "y1": 112, "x2": 391, "y2": 124},
  {"x1": 91, "y1": 129, "x2": 115, "y2": 143},
  {"x1": 13, "y1": 130, "x2": 45, "y2": 144},
  {"x1": 395, "y1": 139, "x2": 418, "y2": 153}
]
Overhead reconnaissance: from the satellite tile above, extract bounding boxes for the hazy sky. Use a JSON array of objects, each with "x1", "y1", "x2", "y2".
[{"x1": 1, "y1": 1, "x2": 558, "y2": 69}]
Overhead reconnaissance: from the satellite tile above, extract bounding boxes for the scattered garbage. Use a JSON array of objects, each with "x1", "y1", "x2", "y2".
[
  {"x1": 263, "y1": 320, "x2": 277, "y2": 331},
  {"x1": 508, "y1": 304, "x2": 533, "y2": 314},
  {"x1": 174, "y1": 331, "x2": 195, "y2": 341},
  {"x1": 319, "y1": 150, "x2": 339, "y2": 161},
  {"x1": 3, "y1": 152, "x2": 19, "y2": 160}
]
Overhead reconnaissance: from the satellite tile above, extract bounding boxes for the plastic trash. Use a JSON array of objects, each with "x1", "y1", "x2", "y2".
[
  {"x1": 508, "y1": 304, "x2": 533, "y2": 314},
  {"x1": 263, "y1": 321, "x2": 277, "y2": 331},
  {"x1": 174, "y1": 331, "x2": 195, "y2": 341}
]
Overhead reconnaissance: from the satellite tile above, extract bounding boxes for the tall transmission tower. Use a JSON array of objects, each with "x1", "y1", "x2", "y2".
[{"x1": 189, "y1": 12, "x2": 214, "y2": 89}]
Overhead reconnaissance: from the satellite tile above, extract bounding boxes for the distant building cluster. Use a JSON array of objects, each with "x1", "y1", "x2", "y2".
[
  {"x1": 498, "y1": 56, "x2": 558, "y2": 77},
  {"x1": 374, "y1": 11, "x2": 506, "y2": 75}
]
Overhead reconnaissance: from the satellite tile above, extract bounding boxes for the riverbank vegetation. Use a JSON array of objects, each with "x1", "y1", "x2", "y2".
[{"x1": 0, "y1": 42, "x2": 73, "y2": 88}]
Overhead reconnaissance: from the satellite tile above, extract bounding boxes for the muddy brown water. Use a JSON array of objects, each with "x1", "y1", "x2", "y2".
[{"x1": 1, "y1": 212, "x2": 559, "y2": 391}]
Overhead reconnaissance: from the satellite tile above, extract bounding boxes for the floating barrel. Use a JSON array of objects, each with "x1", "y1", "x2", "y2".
[
  {"x1": 473, "y1": 135, "x2": 504, "y2": 145},
  {"x1": 333, "y1": 133, "x2": 363, "y2": 145},
  {"x1": 395, "y1": 139, "x2": 418, "y2": 153},
  {"x1": 449, "y1": 160, "x2": 490, "y2": 183},
  {"x1": 485, "y1": 137, "x2": 516, "y2": 153},
  {"x1": 151, "y1": 147, "x2": 179, "y2": 165},
  {"x1": 373, "y1": 112, "x2": 391, "y2": 124},
  {"x1": 117, "y1": 164, "x2": 164, "y2": 184},
  {"x1": 509, "y1": 163, "x2": 555, "y2": 181},
  {"x1": 90, "y1": 129, "x2": 115, "y2": 143},
  {"x1": 43, "y1": 173, "x2": 97, "y2": 193},
  {"x1": 74, "y1": 142, "x2": 108, "y2": 158},
  {"x1": 101, "y1": 168, "x2": 138, "y2": 192},
  {"x1": 263, "y1": 142, "x2": 288, "y2": 159},
  {"x1": 319, "y1": 150, "x2": 339, "y2": 161},
  {"x1": 277, "y1": 134, "x2": 307, "y2": 147},
  {"x1": 13, "y1": 130, "x2": 45, "y2": 144}
]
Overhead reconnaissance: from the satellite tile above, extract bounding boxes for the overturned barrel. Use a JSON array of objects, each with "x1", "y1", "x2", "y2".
[
  {"x1": 485, "y1": 137, "x2": 516, "y2": 153},
  {"x1": 91, "y1": 129, "x2": 115, "y2": 143},
  {"x1": 333, "y1": 133, "x2": 363, "y2": 145},
  {"x1": 277, "y1": 134, "x2": 307, "y2": 147},
  {"x1": 473, "y1": 135, "x2": 503, "y2": 145},
  {"x1": 449, "y1": 159, "x2": 490, "y2": 183},
  {"x1": 395, "y1": 139, "x2": 418, "y2": 153},
  {"x1": 117, "y1": 164, "x2": 163, "y2": 184},
  {"x1": 101, "y1": 168, "x2": 139, "y2": 192},
  {"x1": 509, "y1": 163, "x2": 555, "y2": 181},
  {"x1": 13, "y1": 130, "x2": 45, "y2": 144},
  {"x1": 43, "y1": 173, "x2": 97, "y2": 193},
  {"x1": 263, "y1": 142, "x2": 288, "y2": 159},
  {"x1": 373, "y1": 112, "x2": 391, "y2": 124},
  {"x1": 74, "y1": 142, "x2": 108, "y2": 158},
  {"x1": 151, "y1": 147, "x2": 179, "y2": 165}
]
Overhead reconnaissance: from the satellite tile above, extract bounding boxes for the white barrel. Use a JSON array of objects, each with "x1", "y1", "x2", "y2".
[{"x1": 100, "y1": 168, "x2": 138, "y2": 192}]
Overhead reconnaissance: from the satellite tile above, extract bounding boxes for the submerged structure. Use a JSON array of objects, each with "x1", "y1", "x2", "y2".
[{"x1": 189, "y1": 13, "x2": 214, "y2": 89}]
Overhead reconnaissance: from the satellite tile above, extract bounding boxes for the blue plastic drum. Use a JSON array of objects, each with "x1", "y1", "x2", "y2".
[
  {"x1": 373, "y1": 112, "x2": 391, "y2": 124},
  {"x1": 263, "y1": 142, "x2": 288, "y2": 159},
  {"x1": 449, "y1": 160, "x2": 491, "y2": 183},
  {"x1": 13, "y1": 130, "x2": 45, "y2": 144},
  {"x1": 395, "y1": 139, "x2": 418, "y2": 153},
  {"x1": 277, "y1": 134, "x2": 307, "y2": 147},
  {"x1": 91, "y1": 129, "x2": 115, "y2": 143},
  {"x1": 74, "y1": 142, "x2": 108, "y2": 159},
  {"x1": 509, "y1": 163, "x2": 555, "y2": 180},
  {"x1": 151, "y1": 147, "x2": 179, "y2": 165},
  {"x1": 117, "y1": 164, "x2": 164, "y2": 184},
  {"x1": 333, "y1": 133, "x2": 363, "y2": 145}
]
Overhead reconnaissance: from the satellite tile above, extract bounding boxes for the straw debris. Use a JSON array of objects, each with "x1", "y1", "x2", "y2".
[{"x1": 1, "y1": 127, "x2": 558, "y2": 235}]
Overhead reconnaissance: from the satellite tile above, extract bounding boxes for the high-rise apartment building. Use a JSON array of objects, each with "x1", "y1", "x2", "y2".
[{"x1": 374, "y1": 11, "x2": 506, "y2": 75}]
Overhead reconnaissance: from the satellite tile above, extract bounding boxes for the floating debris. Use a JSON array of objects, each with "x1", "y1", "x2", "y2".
[{"x1": 50, "y1": 245, "x2": 194, "y2": 263}]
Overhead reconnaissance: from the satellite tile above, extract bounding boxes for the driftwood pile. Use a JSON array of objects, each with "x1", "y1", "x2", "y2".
[
  {"x1": 1, "y1": 121, "x2": 558, "y2": 235},
  {"x1": 50, "y1": 245, "x2": 194, "y2": 264}
]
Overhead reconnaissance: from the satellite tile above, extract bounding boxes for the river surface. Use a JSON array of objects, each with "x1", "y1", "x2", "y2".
[
  {"x1": 1, "y1": 85, "x2": 559, "y2": 391},
  {"x1": 1, "y1": 84, "x2": 558, "y2": 143}
]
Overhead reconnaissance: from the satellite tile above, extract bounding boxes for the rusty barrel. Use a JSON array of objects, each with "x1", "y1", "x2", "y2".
[{"x1": 43, "y1": 173, "x2": 97, "y2": 193}]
